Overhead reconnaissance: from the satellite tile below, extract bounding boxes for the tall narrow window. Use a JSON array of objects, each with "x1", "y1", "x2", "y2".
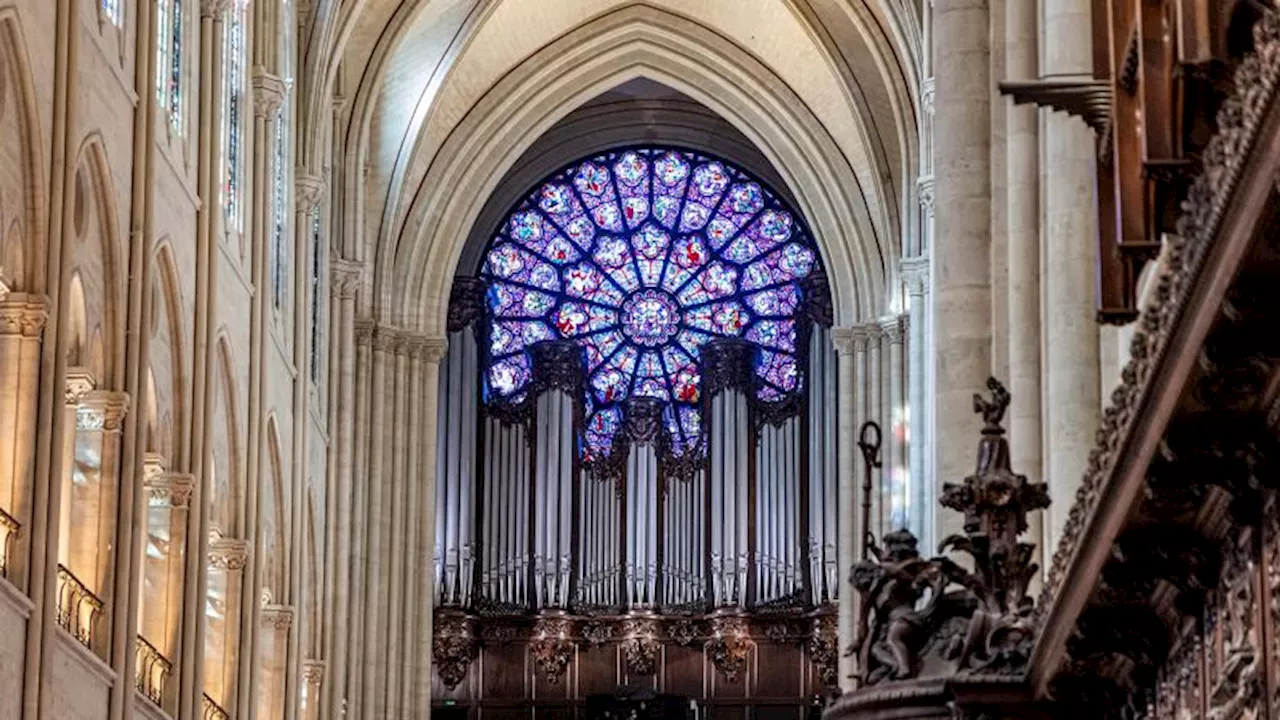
[
  {"x1": 155, "y1": 0, "x2": 184, "y2": 134},
  {"x1": 222, "y1": 5, "x2": 246, "y2": 229},
  {"x1": 308, "y1": 206, "x2": 323, "y2": 384},
  {"x1": 270, "y1": 113, "x2": 287, "y2": 310},
  {"x1": 103, "y1": 0, "x2": 123, "y2": 26}
]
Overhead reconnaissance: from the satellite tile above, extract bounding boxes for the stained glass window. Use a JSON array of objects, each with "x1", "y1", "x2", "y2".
[
  {"x1": 308, "y1": 206, "x2": 324, "y2": 384},
  {"x1": 222, "y1": 6, "x2": 245, "y2": 228},
  {"x1": 271, "y1": 110, "x2": 287, "y2": 310},
  {"x1": 156, "y1": 0, "x2": 183, "y2": 133},
  {"x1": 481, "y1": 148, "x2": 819, "y2": 461}
]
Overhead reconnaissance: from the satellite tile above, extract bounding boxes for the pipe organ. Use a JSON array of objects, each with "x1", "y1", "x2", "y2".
[{"x1": 433, "y1": 324, "x2": 844, "y2": 620}]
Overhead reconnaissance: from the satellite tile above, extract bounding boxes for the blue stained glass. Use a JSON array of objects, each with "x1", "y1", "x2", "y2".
[{"x1": 480, "y1": 147, "x2": 820, "y2": 458}]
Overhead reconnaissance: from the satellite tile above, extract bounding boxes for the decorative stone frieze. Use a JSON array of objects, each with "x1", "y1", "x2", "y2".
[{"x1": 0, "y1": 292, "x2": 49, "y2": 337}]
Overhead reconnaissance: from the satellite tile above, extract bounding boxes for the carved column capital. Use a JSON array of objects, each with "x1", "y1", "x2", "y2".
[
  {"x1": 65, "y1": 368, "x2": 97, "y2": 405},
  {"x1": 78, "y1": 390, "x2": 130, "y2": 432},
  {"x1": 879, "y1": 315, "x2": 907, "y2": 344},
  {"x1": 371, "y1": 324, "x2": 399, "y2": 353},
  {"x1": 921, "y1": 77, "x2": 935, "y2": 116},
  {"x1": 302, "y1": 659, "x2": 325, "y2": 687},
  {"x1": 147, "y1": 472, "x2": 196, "y2": 509},
  {"x1": 207, "y1": 536, "x2": 250, "y2": 572},
  {"x1": 916, "y1": 175, "x2": 935, "y2": 214},
  {"x1": 330, "y1": 259, "x2": 362, "y2": 299},
  {"x1": 251, "y1": 69, "x2": 286, "y2": 118},
  {"x1": 354, "y1": 319, "x2": 374, "y2": 346},
  {"x1": 295, "y1": 173, "x2": 326, "y2": 214},
  {"x1": 200, "y1": 0, "x2": 233, "y2": 20},
  {"x1": 260, "y1": 604, "x2": 295, "y2": 630},
  {"x1": 830, "y1": 326, "x2": 871, "y2": 356},
  {"x1": 0, "y1": 292, "x2": 49, "y2": 338},
  {"x1": 419, "y1": 337, "x2": 448, "y2": 364},
  {"x1": 900, "y1": 255, "x2": 930, "y2": 297}
]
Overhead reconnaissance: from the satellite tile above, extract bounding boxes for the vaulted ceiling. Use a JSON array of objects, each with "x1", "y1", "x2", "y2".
[{"x1": 302, "y1": 0, "x2": 923, "y2": 331}]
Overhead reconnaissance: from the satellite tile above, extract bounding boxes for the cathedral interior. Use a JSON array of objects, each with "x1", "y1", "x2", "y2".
[{"x1": 1, "y1": 0, "x2": 1279, "y2": 718}]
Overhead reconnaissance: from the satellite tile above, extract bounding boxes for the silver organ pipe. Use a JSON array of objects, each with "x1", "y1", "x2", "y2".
[
  {"x1": 480, "y1": 415, "x2": 528, "y2": 609},
  {"x1": 434, "y1": 330, "x2": 479, "y2": 607},
  {"x1": 624, "y1": 443, "x2": 658, "y2": 607},
  {"x1": 755, "y1": 416, "x2": 802, "y2": 605},
  {"x1": 532, "y1": 387, "x2": 575, "y2": 608},
  {"x1": 809, "y1": 325, "x2": 839, "y2": 605}
]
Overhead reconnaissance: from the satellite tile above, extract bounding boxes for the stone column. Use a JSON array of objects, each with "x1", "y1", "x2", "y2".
[
  {"x1": 362, "y1": 326, "x2": 392, "y2": 720},
  {"x1": 206, "y1": 535, "x2": 251, "y2": 711},
  {"x1": 325, "y1": 262, "x2": 359, "y2": 720},
  {"x1": 1005, "y1": 0, "x2": 1044, "y2": 570},
  {"x1": 414, "y1": 338, "x2": 447, "y2": 717},
  {"x1": 73, "y1": 388, "x2": 130, "y2": 623},
  {"x1": 301, "y1": 660, "x2": 325, "y2": 720},
  {"x1": 989, "y1": 0, "x2": 1009, "y2": 382},
  {"x1": 0, "y1": 293, "x2": 48, "y2": 586},
  {"x1": 866, "y1": 330, "x2": 881, "y2": 541},
  {"x1": 257, "y1": 605, "x2": 295, "y2": 720},
  {"x1": 880, "y1": 317, "x2": 907, "y2": 531},
  {"x1": 931, "y1": 0, "x2": 992, "y2": 542},
  {"x1": 1041, "y1": 0, "x2": 1100, "y2": 550},
  {"x1": 900, "y1": 257, "x2": 930, "y2": 546},
  {"x1": 140, "y1": 457, "x2": 195, "y2": 662},
  {"x1": 831, "y1": 328, "x2": 859, "y2": 692}
]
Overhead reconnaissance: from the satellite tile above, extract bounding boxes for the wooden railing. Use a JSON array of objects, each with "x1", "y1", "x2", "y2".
[
  {"x1": 134, "y1": 635, "x2": 172, "y2": 706},
  {"x1": 202, "y1": 693, "x2": 229, "y2": 720},
  {"x1": 55, "y1": 564, "x2": 103, "y2": 648},
  {"x1": 0, "y1": 508, "x2": 18, "y2": 579}
]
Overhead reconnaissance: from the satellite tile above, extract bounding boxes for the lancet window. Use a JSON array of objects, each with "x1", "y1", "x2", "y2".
[
  {"x1": 433, "y1": 147, "x2": 841, "y2": 622},
  {"x1": 221, "y1": 4, "x2": 246, "y2": 229},
  {"x1": 155, "y1": 0, "x2": 183, "y2": 134}
]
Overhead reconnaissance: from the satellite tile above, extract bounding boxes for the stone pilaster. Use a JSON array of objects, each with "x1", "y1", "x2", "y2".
[
  {"x1": 879, "y1": 316, "x2": 907, "y2": 531},
  {"x1": 900, "y1": 257, "x2": 930, "y2": 546},
  {"x1": 414, "y1": 338, "x2": 447, "y2": 716},
  {"x1": 1005, "y1": 0, "x2": 1044, "y2": 576},
  {"x1": 1041, "y1": 0, "x2": 1100, "y2": 550},
  {"x1": 830, "y1": 327, "x2": 860, "y2": 692},
  {"x1": 0, "y1": 293, "x2": 48, "y2": 585},
  {"x1": 931, "y1": 0, "x2": 992, "y2": 545}
]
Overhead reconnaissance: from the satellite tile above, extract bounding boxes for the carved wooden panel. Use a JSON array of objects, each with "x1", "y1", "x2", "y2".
[{"x1": 433, "y1": 635, "x2": 827, "y2": 718}]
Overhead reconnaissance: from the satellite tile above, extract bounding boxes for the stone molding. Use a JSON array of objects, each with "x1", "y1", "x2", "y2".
[
  {"x1": 0, "y1": 292, "x2": 49, "y2": 337},
  {"x1": 251, "y1": 69, "x2": 286, "y2": 118},
  {"x1": 921, "y1": 77, "x2": 935, "y2": 116},
  {"x1": 208, "y1": 536, "x2": 250, "y2": 571},
  {"x1": 1033, "y1": 3, "x2": 1280, "y2": 673}
]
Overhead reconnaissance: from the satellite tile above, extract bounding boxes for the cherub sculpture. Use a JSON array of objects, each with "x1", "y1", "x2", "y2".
[{"x1": 850, "y1": 530, "x2": 947, "y2": 683}]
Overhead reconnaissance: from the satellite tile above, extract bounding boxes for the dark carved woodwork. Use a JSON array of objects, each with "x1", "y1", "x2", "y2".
[
  {"x1": 699, "y1": 338, "x2": 756, "y2": 399},
  {"x1": 531, "y1": 615, "x2": 575, "y2": 685},
  {"x1": 447, "y1": 276, "x2": 489, "y2": 333},
  {"x1": 706, "y1": 614, "x2": 752, "y2": 682},
  {"x1": 808, "y1": 615, "x2": 838, "y2": 689},
  {"x1": 433, "y1": 610, "x2": 479, "y2": 691},
  {"x1": 840, "y1": 379, "x2": 1046, "y2": 700},
  {"x1": 622, "y1": 397, "x2": 664, "y2": 445},
  {"x1": 619, "y1": 616, "x2": 661, "y2": 676},
  {"x1": 529, "y1": 339, "x2": 587, "y2": 398},
  {"x1": 799, "y1": 270, "x2": 834, "y2": 328}
]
